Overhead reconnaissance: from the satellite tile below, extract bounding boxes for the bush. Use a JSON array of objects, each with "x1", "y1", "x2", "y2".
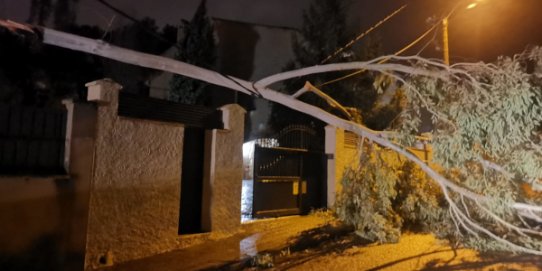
[{"x1": 335, "y1": 145, "x2": 453, "y2": 244}]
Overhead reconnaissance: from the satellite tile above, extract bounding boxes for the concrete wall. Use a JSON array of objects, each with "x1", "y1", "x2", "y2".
[
  {"x1": 63, "y1": 100, "x2": 98, "y2": 261},
  {"x1": 335, "y1": 130, "x2": 361, "y2": 194},
  {"x1": 1, "y1": 78, "x2": 247, "y2": 270},
  {"x1": 0, "y1": 176, "x2": 67, "y2": 252},
  {"x1": 0, "y1": 102, "x2": 96, "y2": 271},
  {"x1": 84, "y1": 79, "x2": 185, "y2": 269},
  {"x1": 325, "y1": 126, "x2": 360, "y2": 207},
  {"x1": 84, "y1": 79, "x2": 248, "y2": 269},
  {"x1": 326, "y1": 126, "x2": 433, "y2": 207}
]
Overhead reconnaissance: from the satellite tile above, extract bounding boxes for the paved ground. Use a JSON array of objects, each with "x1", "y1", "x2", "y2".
[
  {"x1": 98, "y1": 214, "x2": 331, "y2": 271},
  {"x1": 265, "y1": 233, "x2": 542, "y2": 271},
  {"x1": 99, "y1": 214, "x2": 542, "y2": 271}
]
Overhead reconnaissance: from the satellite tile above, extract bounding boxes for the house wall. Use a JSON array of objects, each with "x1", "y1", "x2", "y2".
[
  {"x1": 84, "y1": 79, "x2": 185, "y2": 269},
  {"x1": 214, "y1": 18, "x2": 298, "y2": 137},
  {"x1": 148, "y1": 47, "x2": 176, "y2": 100}
]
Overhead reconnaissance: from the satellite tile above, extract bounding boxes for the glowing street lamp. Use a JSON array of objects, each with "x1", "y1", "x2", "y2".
[
  {"x1": 466, "y1": 2, "x2": 479, "y2": 10},
  {"x1": 442, "y1": 0, "x2": 485, "y2": 65},
  {"x1": 466, "y1": 0, "x2": 486, "y2": 10}
]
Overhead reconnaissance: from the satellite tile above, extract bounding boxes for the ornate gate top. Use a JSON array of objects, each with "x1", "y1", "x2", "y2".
[{"x1": 255, "y1": 124, "x2": 323, "y2": 152}]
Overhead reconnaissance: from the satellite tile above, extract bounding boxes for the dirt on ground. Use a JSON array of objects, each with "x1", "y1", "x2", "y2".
[{"x1": 213, "y1": 219, "x2": 542, "y2": 271}]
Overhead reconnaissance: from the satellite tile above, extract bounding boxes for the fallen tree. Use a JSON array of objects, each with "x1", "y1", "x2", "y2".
[{"x1": 3, "y1": 20, "x2": 542, "y2": 254}]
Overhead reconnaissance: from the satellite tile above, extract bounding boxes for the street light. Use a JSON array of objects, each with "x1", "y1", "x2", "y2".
[{"x1": 442, "y1": 0, "x2": 485, "y2": 65}]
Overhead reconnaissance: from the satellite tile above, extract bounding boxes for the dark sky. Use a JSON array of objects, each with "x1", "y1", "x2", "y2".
[
  {"x1": 1, "y1": 0, "x2": 312, "y2": 29},
  {"x1": 2, "y1": 0, "x2": 542, "y2": 62},
  {"x1": 352, "y1": 0, "x2": 542, "y2": 62}
]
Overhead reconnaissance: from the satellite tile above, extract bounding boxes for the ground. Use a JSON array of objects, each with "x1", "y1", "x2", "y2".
[{"x1": 101, "y1": 213, "x2": 542, "y2": 271}]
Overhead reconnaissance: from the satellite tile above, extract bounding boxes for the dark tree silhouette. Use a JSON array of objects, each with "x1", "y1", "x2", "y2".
[
  {"x1": 27, "y1": 0, "x2": 53, "y2": 25},
  {"x1": 169, "y1": 0, "x2": 216, "y2": 104}
]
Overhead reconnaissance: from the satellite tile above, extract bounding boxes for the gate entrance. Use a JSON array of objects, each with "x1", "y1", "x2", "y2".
[{"x1": 252, "y1": 125, "x2": 326, "y2": 218}]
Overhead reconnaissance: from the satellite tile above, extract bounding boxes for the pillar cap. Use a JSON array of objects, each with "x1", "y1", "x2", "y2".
[{"x1": 86, "y1": 78, "x2": 122, "y2": 104}]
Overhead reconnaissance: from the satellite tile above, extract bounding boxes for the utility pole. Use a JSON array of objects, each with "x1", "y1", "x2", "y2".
[
  {"x1": 442, "y1": 0, "x2": 485, "y2": 65},
  {"x1": 442, "y1": 17, "x2": 450, "y2": 65}
]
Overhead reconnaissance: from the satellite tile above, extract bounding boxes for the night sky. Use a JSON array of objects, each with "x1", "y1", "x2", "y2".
[{"x1": 2, "y1": 0, "x2": 542, "y2": 62}]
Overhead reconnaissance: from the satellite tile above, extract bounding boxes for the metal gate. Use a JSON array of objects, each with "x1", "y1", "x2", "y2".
[{"x1": 252, "y1": 125, "x2": 326, "y2": 218}]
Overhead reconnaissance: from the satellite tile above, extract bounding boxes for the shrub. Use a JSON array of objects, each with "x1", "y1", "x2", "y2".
[{"x1": 335, "y1": 145, "x2": 453, "y2": 243}]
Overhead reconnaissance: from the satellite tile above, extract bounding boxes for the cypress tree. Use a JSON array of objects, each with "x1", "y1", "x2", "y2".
[{"x1": 169, "y1": 0, "x2": 216, "y2": 104}]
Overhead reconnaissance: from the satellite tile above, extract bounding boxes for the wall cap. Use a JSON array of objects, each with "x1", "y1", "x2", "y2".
[
  {"x1": 86, "y1": 78, "x2": 123, "y2": 104},
  {"x1": 84, "y1": 78, "x2": 122, "y2": 88},
  {"x1": 219, "y1": 104, "x2": 246, "y2": 130}
]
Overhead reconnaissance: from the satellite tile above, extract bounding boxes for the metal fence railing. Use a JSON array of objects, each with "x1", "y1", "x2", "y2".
[{"x1": 0, "y1": 104, "x2": 67, "y2": 175}]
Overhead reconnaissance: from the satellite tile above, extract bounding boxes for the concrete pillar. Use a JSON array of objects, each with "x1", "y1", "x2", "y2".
[
  {"x1": 325, "y1": 125, "x2": 337, "y2": 208},
  {"x1": 202, "y1": 104, "x2": 246, "y2": 232},
  {"x1": 62, "y1": 99, "x2": 75, "y2": 171},
  {"x1": 59, "y1": 97, "x2": 98, "y2": 269},
  {"x1": 83, "y1": 79, "x2": 184, "y2": 268}
]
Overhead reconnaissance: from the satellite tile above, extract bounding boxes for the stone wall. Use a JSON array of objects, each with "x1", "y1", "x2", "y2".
[{"x1": 84, "y1": 79, "x2": 185, "y2": 269}]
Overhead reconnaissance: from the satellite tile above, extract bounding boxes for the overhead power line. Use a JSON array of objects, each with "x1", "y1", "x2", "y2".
[
  {"x1": 94, "y1": 0, "x2": 180, "y2": 50},
  {"x1": 317, "y1": 1, "x2": 470, "y2": 87},
  {"x1": 320, "y1": 4, "x2": 408, "y2": 65},
  {"x1": 318, "y1": 21, "x2": 440, "y2": 87}
]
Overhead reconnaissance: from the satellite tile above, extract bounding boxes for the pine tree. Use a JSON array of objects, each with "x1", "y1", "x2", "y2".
[{"x1": 169, "y1": 0, "x2": 216, "y2": 104}]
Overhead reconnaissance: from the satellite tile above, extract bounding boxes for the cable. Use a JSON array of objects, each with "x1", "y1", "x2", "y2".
[
  {"x1": 416, "y1": 25, "x2": 439, "y2": 56},
  {"x1": 94, "y1": 0, "x2": 258, "y2": 97},
  {"x1": 320, "y1": 4, "x2": 407, "y2": 65},
  {"x1": 391, "y1": 22, "x2": 439, "y2": 57},
  {"x1": 317, "y1": 22, "x2": 440, "y2": 87},
  {"x1": 315, "y1": 1, "x2": 474, "y2": 87},
  {"x1": 95, "y1": 0, "x2": 180, "y2": 50}
]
